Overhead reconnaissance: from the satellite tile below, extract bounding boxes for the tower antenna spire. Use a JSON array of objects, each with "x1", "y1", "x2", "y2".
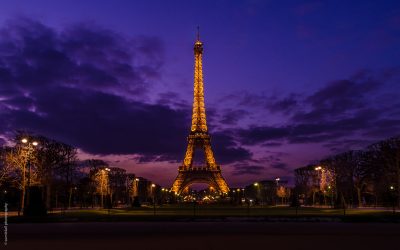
[{"x1": 197, "y1": 26, "x2": 200, "y2": 41}]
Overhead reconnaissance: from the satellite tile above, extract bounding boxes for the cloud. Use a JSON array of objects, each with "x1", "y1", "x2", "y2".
[
  {"x1": 270, "y1": 162, "x2": 288, "y2": 170},
  {"x1": 237, "y1": 126, "x2": 290, "y2": 145},
  {"x1": 212, "y1": 132, "x2": 252, "y2": 164},
  {"x1": 219, "y1": 109, "x2": 249, "y2": 125},
  {"x1": 235, "y1": 107, "x2": 387, "y2": 145},
  {"x1": 4, "y1": 86, "x2": 189, "y2": 157},
  {"x1": 256, "y1": 152, "x2": 289, "y2": 170},
  {"x1": 0, "y1": 18, "x2": 254, "y2": 167},
  {"x1": 0, "y1": 18, "x2": 179, "y2": 157},
  {"x1": 229, "y1": 69, "x2": 400, "y2": 149},
  {"x1": 322, "y1": 139, "x2": 375, "y2": 153},
  {"x1": 0, "y1": 18, "x2": 163, "y2": 100},
  {"x1": 293, "y1": 70, "x2": 382, "y2": 123},
  {"x1": 266, "y1": 94, "x2": 299, "y2": 114},
  {"x1": 231, "y1": 163, "x2": 265, "y2": 176},
  {"x1": 156, "y1": 91, "x2": 190, "y2": 110}
]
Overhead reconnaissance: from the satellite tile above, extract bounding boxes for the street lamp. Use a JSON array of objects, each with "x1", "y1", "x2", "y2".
[
  {"x1": 99, "y1": 167, "x2": 110, "y2": 208},
  {"x1": 151, "y1": 184, "x2": 156, "y2": 215},
  {"x1": 313, "y1": 166, "x2": 323, "y2": 207},
  {"x1": 21, "y1": 138, "x2": 38, "y2": 215},
  {"x1": 275, "y1": 178, "x2": 281, "y2": 205},
  {"x1": 253, "y1": 182, "x2": 261, "y2": 205},
  {"x1": 390, "y1": 186, "x2": 396, "y2": 215},
  {"x1": 105, "y1": 168, "x2": 111, "y2": 210},
  {"x1": 134, "y1": 178, "x2": 140, "y2": 197},
  {"x1": 328, "y1": 185, "x2": 333, "y2": 207}
]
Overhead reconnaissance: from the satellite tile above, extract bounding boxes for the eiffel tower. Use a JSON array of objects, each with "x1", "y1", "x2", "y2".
[{"x1": 171, "y1": 30, "x2": 229, "y2": 195}]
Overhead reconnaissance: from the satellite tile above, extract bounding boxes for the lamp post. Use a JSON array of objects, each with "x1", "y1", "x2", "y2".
[
  {"x1": 314, "y1": 166, "x2": 322, "y2": 207},
  {"x1": 151, "y1": 183, "x2": 156, "y2": 215},
  {"x1": 328, "y1": 185, "x2": 333, "y2": 208},
  {"x1": 21, "y1": 138, "x2": 38, "y2": 215},
  {"x1": 105, "y1": 168, "x2": 111, "y2": 212},
  {"x1": 134, "y1": 178, "x2": 139, "y2": 197},
  {"x1": 275, "y1": 178, "x2": 280, "y2": 205},
  {"x1": 254, "y1": 182, "x2": 260, "y2": 206},
  {"x1": 100, "y1": 167, "x2": 110, "y2": 209},
  {"x1": 390, "y1": 185, "x2": 396, "y2": 216},
  {"x1": 161, "y1": 188, "x2": 165, "y2": 205}
]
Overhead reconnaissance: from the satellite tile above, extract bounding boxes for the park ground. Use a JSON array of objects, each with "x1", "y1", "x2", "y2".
[
  {"x1": 3, "y1": 204, "x2": 400, "y2": 223},
  {"x1": 4, "y1": 221, "x2": 400, "y2": 250},
  {"x1": 2, "y1": 205, "x2": 400, "y2": 250}
]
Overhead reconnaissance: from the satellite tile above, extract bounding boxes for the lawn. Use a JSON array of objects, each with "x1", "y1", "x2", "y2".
[{"x1": 8, "y1": 204, "x2": 399, "y2": 223}]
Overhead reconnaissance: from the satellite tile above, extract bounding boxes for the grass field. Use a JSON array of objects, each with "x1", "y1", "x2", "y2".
[{"x1": 7, "y1": 204, "x2": 400, "y2": 223}]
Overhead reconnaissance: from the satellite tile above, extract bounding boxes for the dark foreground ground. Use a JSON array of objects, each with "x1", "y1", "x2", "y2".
[{"x1": 4, "y1": 221, "x2": 400, "y2": 250}]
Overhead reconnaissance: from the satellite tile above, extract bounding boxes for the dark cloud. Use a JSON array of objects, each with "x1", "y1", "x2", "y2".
[
  {"x1": 219, "y1": 109, "x2": 249, "y2": 125},
  {"x1": 266, "y1": 94, "x2": 299, "y2": 114},
  {"x1": 236, "y1": 107, "x2": 387, "y2": 145},
  {"x1": 262, "y1": 142, "x2": 283, "y2": 147},
  {"x1": 231, "y1": 163, "x2": 265, "y2": 176},
  {"x1": 270, "y1": 162, "x2": 288, "y2": 170},
  {"x1": 219, "y1": 91, "x2": 266, "y2": 108},
  {"x1": 156, "y1": 91, "x2": 190, "y2": 110},
  {"x1": 135, "y1": 154, "x2": 180, "y2": 164},
  {"x1": 4, "y1": 86, "x2": 189, "y2": 157},
  {"x1": 231, "y1": 69, "x2": 400, "y2": 148},
  {"x1": 256, "y1": 153, "x2": 289, "y2": 170},
  {"x1": 0, "y1": 18, "x2": 253, "y2": 166},
  {"x1": 0, "y1": 18, "x2": 162, "y2": 100},
  {"x1": 237, "y1": 126, "x2": 290, "y2": 145},
  {"x1": 0, "y1": 18, "x2": 180, "y2": 158},
  {"x1": 212, "y1": 132, "x2": 252, "y2": 164},
  {"x1": 293, "y1": 70, "x2": 383, "y2": 123},
  {"x1": 322, "y1": 139, "x2": 375, "y2": 153}
]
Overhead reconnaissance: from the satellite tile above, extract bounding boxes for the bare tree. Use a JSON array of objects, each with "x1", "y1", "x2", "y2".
[{"x1": 368, "y1": 136, "x2": 400, "y2": 206}]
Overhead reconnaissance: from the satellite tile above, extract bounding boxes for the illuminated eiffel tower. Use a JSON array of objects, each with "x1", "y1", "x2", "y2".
[{"x1": 171, "y1": 30, "x2": 229, "y2": 195}]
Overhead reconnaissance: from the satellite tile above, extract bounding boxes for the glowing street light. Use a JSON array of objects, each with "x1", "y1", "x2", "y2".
[
  {"x1": 315, "y1": 166, "x2": 322, "y2": 171},
  {"x1": 20, "y1": 137, "x2": 39, "y2": 215},
  {"x1": 253, "y1": 182, "x2": 259, "y2": 187},
  {"x1": 275, "y1": 178, "x2": 280, "y2": 187},
  {"x1": 151, "y1": 183, "x2": 156, "y2": 215}
]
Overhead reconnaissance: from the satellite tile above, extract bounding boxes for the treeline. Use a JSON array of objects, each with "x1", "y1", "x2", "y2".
[
  {"x1": 294, "y1": 136, "x2": 400, "y2": 208},
  {"x1": 0, "y1": 132, "x2": 159, "y2": 214}
]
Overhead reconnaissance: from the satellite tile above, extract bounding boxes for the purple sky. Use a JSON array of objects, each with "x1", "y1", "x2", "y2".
[{"x1": 0, "y1": 0, "x2": 400, "y2": 187}]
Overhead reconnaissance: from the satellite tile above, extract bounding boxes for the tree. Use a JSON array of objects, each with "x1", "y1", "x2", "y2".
[
  {"x1": 2, "y1": 139, "x2": 38, "y2": 214},
  {"x1": 368, "y1": 136, "x2": 400, "y2": 207}
]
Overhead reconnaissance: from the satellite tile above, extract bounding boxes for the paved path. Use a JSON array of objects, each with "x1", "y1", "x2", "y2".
[{"x1": 3, "y1": 222, "x2": 400, "y2": 250}]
